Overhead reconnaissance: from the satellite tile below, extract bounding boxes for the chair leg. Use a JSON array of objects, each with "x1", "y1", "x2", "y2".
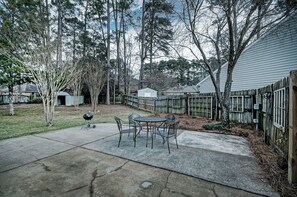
[
  {"x1": 167, "y1": 137, "x2": 171, "y2": 154},
  {"x1": 133, "y1": 127, "x2": 136, "y2": 148},
  {"x1": 162, "y1": 131, "x2": 166, "y2": 144},
  {"x1": 151, "y1": 129, "x2": 154, "y2": 149},
  {"x1": 175, "y1": 136, "x2": 178, "y2": 149},
  {"x1": 146, "y1": 130, "x2": 148, "y2": 148},
  {"x1": 118, "y1": 134, "x2": 122, "y2": 147}
]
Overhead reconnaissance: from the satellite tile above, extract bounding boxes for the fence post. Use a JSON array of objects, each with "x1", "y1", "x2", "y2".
[
  {"x1": 166, "y1": 98, "x2": 169, "y2": 113},
  {"x1": 288, "y1": 70, "x2": 297, "y2": 184}
]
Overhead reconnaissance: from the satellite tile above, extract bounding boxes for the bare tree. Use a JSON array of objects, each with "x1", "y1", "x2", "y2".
[
  {"x1": 84, "y1": 57, "x2": 106, "y2": 112},
  {"x1": 145, "y1": 73, "x2": 177, "y2": 92},
  {"x1": 25, "y1": 45, "x2": 74, "y2": 126},
  {"x1": 179, "y1": 0, "x2": 291, "y2": 126},
  {"x1": 68, "y1": 61, "x2": 84, "y2": 110}
]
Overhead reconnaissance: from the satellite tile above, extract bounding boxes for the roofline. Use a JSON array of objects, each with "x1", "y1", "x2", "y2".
[{"x1": 198, "y1": 63, "x2": 228, "y2": 85}]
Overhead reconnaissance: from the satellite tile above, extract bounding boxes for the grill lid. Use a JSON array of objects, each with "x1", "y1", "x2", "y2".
[{"x1": 83, "y1": 112, "x2": 93, "y2": 120}]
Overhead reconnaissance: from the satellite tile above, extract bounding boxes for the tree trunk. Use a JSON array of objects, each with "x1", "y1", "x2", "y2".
[
  {"x1": 149, "y1": 0, "x2": 155, "y2": 87},
  {"x1": 221, "y1": 100, "x2": 230, "y2": 127},
  {"x1": 106, "y1": 0, "x2": 110, "y2": 105},
  {"x1": 221, "y1": 62, "x2": 235, "y2": 127},
  {"x1": 83, "y1": 0, "x2": 89, "y2": 58},
  {"x1": 8, "y1": 84, "x2": 14, "y2": 116},
  {"x1": 139, "y1": 0, "x2": 146, "y2": 89},
  {"x1": 121, "y1": 8, "x2": 128, "y2": 95},
  {"x1": 257, "y1": 4, "x2": 262, "y2": 39},
  {"x1": 56, "y1": 0, "x2": 62, "y2": 66},
  {"x1": 112, "y1": 0, "x2": 121, "y2": 95}
]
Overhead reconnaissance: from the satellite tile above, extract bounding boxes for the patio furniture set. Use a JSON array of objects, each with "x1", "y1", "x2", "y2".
[{"x1": 114, "y1": 114, "x2": 180, "y2": 154}]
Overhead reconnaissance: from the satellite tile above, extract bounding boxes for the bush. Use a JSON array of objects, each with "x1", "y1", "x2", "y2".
[
  {"x1": 202, "y1": 123, "x2": 228, "y2": 130},
  {"x1": 115, "y1": 95, "x2": 124, "y2": 103},
  {"x1": 28, "y1": 97, "x2": 42, "y2": 104}
]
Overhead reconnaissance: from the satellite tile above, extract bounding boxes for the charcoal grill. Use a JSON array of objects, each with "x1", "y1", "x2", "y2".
[{"x1": 81, "y1": 112, "x2": 96, "y2": 129}]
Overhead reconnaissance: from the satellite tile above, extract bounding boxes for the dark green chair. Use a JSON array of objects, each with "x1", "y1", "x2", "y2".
[{"x1": 114, "y1": 116, "x2": 136, "y2": 147}]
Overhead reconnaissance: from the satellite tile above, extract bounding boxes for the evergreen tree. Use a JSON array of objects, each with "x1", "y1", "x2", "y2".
[
  {"x1": 0, "y1": 0, "x2": 38, "y2": 115},
  {"x1": 142, "y1": 0, "x2": 174, "y2": 87}
]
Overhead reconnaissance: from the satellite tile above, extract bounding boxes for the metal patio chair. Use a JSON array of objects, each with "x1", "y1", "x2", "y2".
[
  {"x1": 156, "y1": 120, "x2": 180, "y2": 154},
  {"x1": 128, "y1": 113, "x2": 142, "y2": 136},
  {"x1": 114, "y1": 116, "x2": 136, "y2": 147},
  {"x1": 157, "y1": 113, "x2": 176, "y2": 131}
]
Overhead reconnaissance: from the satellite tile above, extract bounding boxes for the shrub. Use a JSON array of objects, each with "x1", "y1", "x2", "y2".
[
  {"x1": 202, "y1": 123, "x2": 228, "y2": 130},
  {"x1": 28, "y1": 97, "x2": 42, "y2": 104}
]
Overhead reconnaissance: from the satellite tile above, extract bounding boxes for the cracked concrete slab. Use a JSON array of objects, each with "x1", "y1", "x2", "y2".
[
  {"x1": 177, "y1": 130, "x2": 253, "y2": 157},
  {"x1": 83, "y1": 132, "x2": 277, "y2": 197},
  {"x1": 0, "y1": 124, "x2": 279, "y2": 197},
  {"x1": 34, "y1": 123, "x2": 118, "y2": 146},
  {"x1": 0, "y1": 148, "x2": 263, "y2": 197},
  {"x1": 0, "y1": 135, "x2": 74, "y2": 172},
  {"x1": 0, "y1": 148, "x2": 127, "y2": 196},
  {"x1": 161, "y1": 172, "x2": 261, "y2": 197}
]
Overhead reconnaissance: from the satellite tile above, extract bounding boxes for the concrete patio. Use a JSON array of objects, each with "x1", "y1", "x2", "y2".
[{"x1": 0, "y1": 124, "x2": 279, "y2": 196}]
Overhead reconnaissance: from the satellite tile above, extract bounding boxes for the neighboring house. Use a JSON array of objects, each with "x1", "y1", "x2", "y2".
[
  {"x1": 137, "y1": 88, "x2": 157, "y2": 98},
  {"x1": 0, "y1": 83, "x2": 39, "y2": 104},
  {"x1": 163, "y1": 85, "x2": 199, "y2": 96},
  {"x1": 198, "y1": 13, "x2": 297, "y2": 93},
  {"x1": 0, "y1": 83, "x2": 84, "y2": 106},
  {"x1": 55, "y1": 91, "x2": 84, "y2": 106}
]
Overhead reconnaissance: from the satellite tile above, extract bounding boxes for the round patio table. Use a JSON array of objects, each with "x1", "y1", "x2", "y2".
[{"x1": 133, "y1": 116, "x2": 167, "y2": 149}]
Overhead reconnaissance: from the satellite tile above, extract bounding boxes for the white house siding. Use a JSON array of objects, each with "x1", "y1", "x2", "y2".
[
  {"x1": 66, "y1": 96, "x2": 72, "y2": 106},
  {"x1": 138, "y1": 88, "x2": 157, "y2": 97},
  {"x1": 199, "y1": 13, "x2": 297, "y2": 93},
  {"x1": 65, "y1": 96, "x2": 84, "y2": 106},
  {"x1": 55, "y1": 91, "x2": 84, "y2": 106}
]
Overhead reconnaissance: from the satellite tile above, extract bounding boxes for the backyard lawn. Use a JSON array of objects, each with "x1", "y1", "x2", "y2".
[{"x1": 0, "y1": 104, "x2": 150, "y2": 140}]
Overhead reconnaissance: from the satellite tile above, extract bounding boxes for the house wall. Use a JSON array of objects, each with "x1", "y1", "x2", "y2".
[
  {"x1": 66, "y1": 96, "x2": 72, "y2": 106},
  {"x1": 199, "y1": 13, "x2": 297, "y2": 93},
  {"x1": 0, "y1": 94, "x2": 30, "y2": 104},
  {"x1": 66, "y1": 96, "x2": 84, "y2": 106},
  {"x1": 55, "y1": 95, "x2": 84, "y2": 106}
]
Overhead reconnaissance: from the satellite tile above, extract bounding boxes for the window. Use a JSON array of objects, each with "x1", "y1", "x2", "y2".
[
  {"x1": 230, "y1": 96, "x2": 244, "y2": 112},
  {"x1": 172, "y1": 98, "x2": 181, "y2": 107},
  {"x1": 273, "y1": 88, "x2": 286, "y2": 129}
]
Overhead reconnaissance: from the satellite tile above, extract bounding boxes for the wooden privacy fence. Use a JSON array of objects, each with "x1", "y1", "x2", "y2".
[
  {"x1": 125, "y1": 71, "x2": 297, "y2": 183},
  {"x1": 124, "y1": 75, "x2": 293, "y2": 158},
  {"x1": 126, "y1": 95, "x2": 214, "y2": 118},
  {"x1": 125, "y1": 91, "x2": 255, "y2": 121}
]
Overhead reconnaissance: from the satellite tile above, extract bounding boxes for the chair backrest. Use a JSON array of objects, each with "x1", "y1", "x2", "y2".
[
  {"x1": 168, "y1": 120, "x2": 180, "y2": 135},
  {"x1": 128, "y1": 113, "x2": 140, "y2": 127},
  {"x1": 165, "y1": 113, "x2": 176, "y2": 124},
  {"x1": 114, "y1": 116, "x2": 122, "y2": 132}
]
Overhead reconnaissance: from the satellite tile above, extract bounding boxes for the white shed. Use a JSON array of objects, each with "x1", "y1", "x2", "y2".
[
  {"x1": 198, "y1": 13, "x2": 297, "y2": 93},
  {"x1": 137, "y1": 88, "x2": 157, "y2": 98},
  {"x1": 56, "y1": 91, "x2": 84, "y2": 106}
]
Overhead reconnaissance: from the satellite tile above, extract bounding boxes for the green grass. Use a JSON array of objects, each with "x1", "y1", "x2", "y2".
[{"x1": 0, "y1": 104, "x2": 150, "y2": 140}]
